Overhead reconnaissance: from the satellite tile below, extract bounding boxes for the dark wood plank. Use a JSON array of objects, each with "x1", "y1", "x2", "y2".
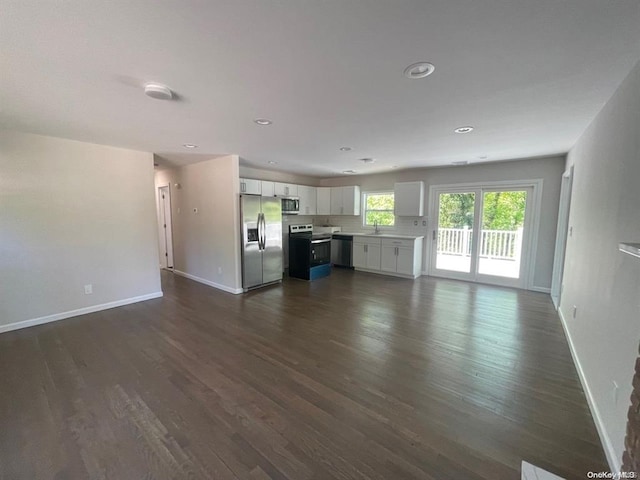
[{"x1": 0, "y1": 269, "x2": 608, "y2": 479}]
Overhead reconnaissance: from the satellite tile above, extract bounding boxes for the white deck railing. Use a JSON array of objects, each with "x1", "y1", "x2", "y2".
[{"x1": 437, "y1": 227, "x2": 523, "y2": 261}]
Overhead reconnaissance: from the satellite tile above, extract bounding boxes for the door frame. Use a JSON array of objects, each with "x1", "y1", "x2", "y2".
[
  {"x1": 427, "y1": 179, "x2": 543, "y2": 290},
  {"x1": 550, "y1": 167, "x2": 573, "y2": 308},
  {"x1": 157, "y1": 184, "x2": 175, "y2": 270}
]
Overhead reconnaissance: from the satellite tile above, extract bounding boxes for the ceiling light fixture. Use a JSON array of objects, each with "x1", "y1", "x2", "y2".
[
  {"x1": 452, "y1": 160, "x2": 469, "y2": 166},
  {"x1": 339, "y1": 147, "x2": 352, "y2": 152},
  {"x1": 403, "y1": 62, "x2": 435, "y2": 79},
  {"x1": 268, "y1": 161, "x2": 278, "y2": 165},
  {"x1": 183, "y1": 143, "x2": 198, "y2": 149},
  {"x1": 360, "y1": 158, "x2": 376, "y2": 164},
  {"x1": 144, "y1": 82, "x2": 173, "y2": 100},
  {"x1": 342, "y1": 170, "x2": 357, "y2": 174},
  {"x1": 254, "y1": 118, "x2": 272, "y2": 126},
  {"x1": 454, "y1": 126, "x2": 474, "y2": 134},
  {"x1": 478, "y1": 155, "x2": 488, "y2": 160}
]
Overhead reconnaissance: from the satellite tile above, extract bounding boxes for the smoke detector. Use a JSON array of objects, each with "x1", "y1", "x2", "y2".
[{"x1": 144, "y1": 83, "x2": 173, "y2": 100}]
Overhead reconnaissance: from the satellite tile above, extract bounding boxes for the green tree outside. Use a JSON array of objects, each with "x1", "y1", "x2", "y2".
[{"x1": 438, "y1": 191, "x2": 526, "y2": 231}]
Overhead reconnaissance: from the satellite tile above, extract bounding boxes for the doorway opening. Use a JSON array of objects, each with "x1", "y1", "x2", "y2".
[
  {"x1": 550, "y1": 167, "x2": 573, "y2": 308},
  {"x1": 428, "y1": 180, "x2": 542, "y2": 289},
  {"x1": 157, "y1": 185, "x2": 174, "y2": 270}
]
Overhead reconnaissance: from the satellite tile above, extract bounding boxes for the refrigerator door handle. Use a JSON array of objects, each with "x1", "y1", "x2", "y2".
[{"x1": 259, "y1": 213, "x2": 266, "y2": 250}]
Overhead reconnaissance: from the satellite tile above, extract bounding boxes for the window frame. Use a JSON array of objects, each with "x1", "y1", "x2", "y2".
[{"x1": 362, "y1": 190, "x2": 396, "y2": 228}]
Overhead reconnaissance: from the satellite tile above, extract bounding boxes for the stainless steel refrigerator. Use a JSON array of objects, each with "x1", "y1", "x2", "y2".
[{"x1": 240, "y1": 195, "x2": 283, "y2": 291}]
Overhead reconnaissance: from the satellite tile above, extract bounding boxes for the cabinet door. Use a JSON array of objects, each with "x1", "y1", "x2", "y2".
[
  {"x1": 394, "y1": 181, "x2": 424, "y2": 216},
  {"x1": 380, "y1": 245, "x2": 398, "y2": 272},
  {"x1": 261, "y1": 181, "x2": 275, "y2": 197},
  {"x1": 298, "y1": 185, "x2": 317, "y2": 215},
  {"x1": 352, "y1": 243, "x2": 367, "y2": 268},
  {"x1": 317, "y1": 187, "x2": 331, "y2": 215},
  {"x1": 342, "y1": 186, "x2": 361, "y2": 215},
  {"x1": 367, "y1": 243, "x2": 382, "y2": 270},
  {"x1": 273, "y1": 182, "x2": 286, "y2": 196},
  {"x1": 240, "y1": 178, "x2": 261, "y2": 195},
  {"x1": 396, "y1": 247, "x2": 414, "y2": 275},
  {"x1": 287, "y1": 184, "x2": 298, "y2": 196},
  {"x1": 330, "y1": 187, "x2": 343, "y2": 215}
]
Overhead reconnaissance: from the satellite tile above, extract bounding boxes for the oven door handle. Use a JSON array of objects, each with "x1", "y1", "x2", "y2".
[{"x1": 310, "y1": 238, "x2": 331, "y2": 244}]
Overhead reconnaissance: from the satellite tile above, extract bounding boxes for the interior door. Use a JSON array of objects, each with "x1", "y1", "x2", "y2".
[
  {"x1": 158, "y1": 185, "x2": 174, "y2": 269},
  {"x1": 241, "y1": 195, "x2": 263, "y2": 289}
]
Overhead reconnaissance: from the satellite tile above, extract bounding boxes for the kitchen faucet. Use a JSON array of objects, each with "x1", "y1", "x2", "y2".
[{"x1": 374, "y1": 220, "x2": 380, "y2": 234}]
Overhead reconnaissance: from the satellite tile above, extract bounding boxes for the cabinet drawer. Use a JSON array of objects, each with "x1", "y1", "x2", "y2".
[
  {"x1": 381, "y1": 238, "x2": 415, "y2": 248},
  {"x1": 353, "y1": 236, "x2": 381, "y2": 246}
]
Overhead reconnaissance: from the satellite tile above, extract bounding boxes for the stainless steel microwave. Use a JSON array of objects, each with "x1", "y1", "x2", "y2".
[{"x1": 279, "y1": 196, "x2": 299, "y2": 215}]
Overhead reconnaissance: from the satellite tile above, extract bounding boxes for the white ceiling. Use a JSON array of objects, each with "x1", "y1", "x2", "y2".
[{"x1": 1, "y1": 1, "x2": 639, "y2": 177}]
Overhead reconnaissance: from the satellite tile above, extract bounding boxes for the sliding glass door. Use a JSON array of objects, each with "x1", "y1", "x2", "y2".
[{"x1": 430, "y1": 184, "x2": 534, "y2": 288}]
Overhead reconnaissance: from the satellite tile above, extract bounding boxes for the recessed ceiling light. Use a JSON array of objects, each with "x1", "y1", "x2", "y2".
[
  {"x1": 403, "y1": 62, "x2": 435, "y2": 79},
  {"x1": 342, "y1": 170, "x2": 357, "y2": 174},
  {"x1": 452, "y1": 161, "x2": 469, "y2": 166},
  {"x1": 360, "y1": 158, "x2": 376, "y2": 164},
  {"x1": 339, "y1": 147, "x2": 352, "y2": 152},
  {"x1": 478, "y1": 155, "x2": 488, "y2": 160},
  {"x1": 454, "y1": 126, "x2": 474, "y2": 134},
  {"x1": 254, "y1": 118, "x2": 272, "y2": 126},
  {"x1": 268, "y1": 161, "x2": 277, "y2": 165},
  {"x1": 183, "y1": 143, "x2": 198, "y2": 149},
  {"x1": 144, "y1": 82, "x2": 173, "y2": 100}
]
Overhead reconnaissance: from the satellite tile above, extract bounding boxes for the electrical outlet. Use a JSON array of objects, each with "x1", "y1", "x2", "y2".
[
  {"x1": 193, "y1": 208, "x2": 198, "y2": 214},
  {"x1": 572, "y1": 305, "x2": 577, "y2": 318},
  {"x1": 84, "y1": 284, "x2": 93, "y2": 295},
  {"x1": 422, "y1": 220, "x2": 427, "y2": 226},
  {"x1": 613, "y1": 380, "x2": 619, "y2": 405},
  {"x1": 569, "y1": 226, "x2": 573, "y2": 237},
  {"x1": 414, "y1": 220, "x2": 418, "y2": 226}
]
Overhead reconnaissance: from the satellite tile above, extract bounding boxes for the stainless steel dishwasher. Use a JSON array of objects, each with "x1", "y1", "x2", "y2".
[{"x1": 331, "y1": 234, "x2": 353, "y2": 268}]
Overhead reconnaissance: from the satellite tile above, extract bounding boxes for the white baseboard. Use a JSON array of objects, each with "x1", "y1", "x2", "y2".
[
  {"x1": 558, "y1": 307, "x2": 620, "y2": 472},
  {"x1": 529, "y1": 285, "x2": 551, "y2": 294},
  {"x1": 0, "y1": 291, "x2": 164, "y2": 335},
  {"x1": 173, "y1": 270, "x2": 243, "y2": 294}
]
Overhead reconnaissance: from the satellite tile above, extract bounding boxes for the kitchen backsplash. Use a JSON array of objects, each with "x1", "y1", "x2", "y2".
[
  {"x1": 312, "y1": 215, "x2": 430, "y2": 237},
  {"x1": 283, "y1": 213, "x2": 429, "y2": 237}
]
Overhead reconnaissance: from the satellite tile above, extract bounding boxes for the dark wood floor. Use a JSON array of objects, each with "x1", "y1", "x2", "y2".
[{"x1": 0, "y1": 269, "x2": 607, "y2": 479}]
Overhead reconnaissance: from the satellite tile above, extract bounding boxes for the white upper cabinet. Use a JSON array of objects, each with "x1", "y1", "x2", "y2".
[
  {"x1": 298, "y1": 185, "x2": 317, "y2": 215},
  {"x1": 317, "y1": 187, "x2": 331, "y2": 215},
  {"x1": 342, "y1": 186, "x2": 360, "y2": 215},
  {"x1": 330, "y1": 186, "x2": 360, "y2": 215},
  {"x1": 274, "y1": 182, "x2": 298, "y2": 197},
  {"x1": 261, "y1": 181, "x2": 275, "y2": 197},
  {"x1": 239, "y1": 178, "x2": 261, "y2": 195},
  {"x1": 394, "y1": 181, "x2": 424, "y2": 216},
  {"x1": 330, "y1": 187, "x2": 343, "y2": 215}
]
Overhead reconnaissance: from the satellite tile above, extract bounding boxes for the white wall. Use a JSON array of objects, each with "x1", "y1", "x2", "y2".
[
  {"x1": 319, "y1": 156, "x2": 565, "y2": 290},
  {"x1": 560, "y1": 60, "x2": 640, "y2": 470},
  {"x1": 155, "y1": 156, "x2": 242, "y2": 293},
  {"x1": 0, "y1": 131, "x2": 162, "y2": 332}
]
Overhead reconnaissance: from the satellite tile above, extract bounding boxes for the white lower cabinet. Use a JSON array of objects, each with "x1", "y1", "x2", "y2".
[
  {"x1": 353, "y1": 237, "x2": 381, "y2": 270},
  {"x1": 353, "y1": 235, "x2": 423, "y2": 278}
]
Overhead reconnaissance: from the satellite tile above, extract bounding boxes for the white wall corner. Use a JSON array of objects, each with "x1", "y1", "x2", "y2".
[
  {"x1": 557, "y1": 307, "x2": 620, "y2": 473},
  {"x1": 0, "y1": 292, "x2": 164, "y2": 335}
]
